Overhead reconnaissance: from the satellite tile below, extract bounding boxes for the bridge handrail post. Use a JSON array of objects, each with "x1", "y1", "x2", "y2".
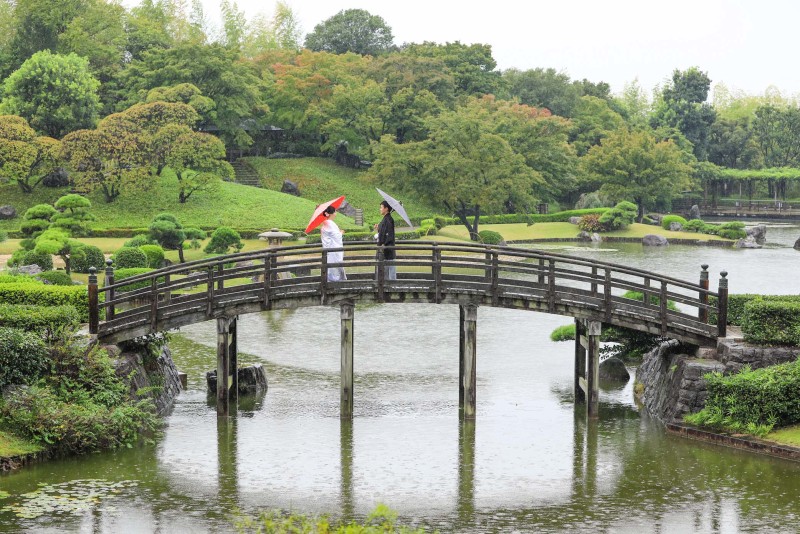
[
  {"x1": 490, "y1": 249, "x2": 499, "y2": 305},
  {"x1": 376, "y1": 247, "x2": 385, "y2": 302},
  {"x1": 603, "y1": 268, "x2": 612, "y2": 321},
  {"x1": 262, "y1": 253, "x2": 274, "y2": 308},
  {"x1": 590, "y1": 266, "x2": 598, "y2": 294},
  {"x1": 642, "y1": 277, "x2": 651, "y2": 308},
  {"x1": 699, "y1": 264, "x2": 709, "y2": 323},
  {"x1": 547, "y1": 259, "x2": 556, "y2": 311},
  {"x1": 88, "y1": 267, "x2": 98, "y2": 334},
  {"x1": 432, "y1": 244, "x2": 442, "y2": 303},
  {"x1": 104, "y1": 259, "x2": 115, "y2": 321},
  {"x1": 206, "y1": 266, "x2": 214, "y2": 316},
  {"x1": 660, "y1": 280, "x2": 668, "y2": 334},
  {"x1": 150, "y1": 277, "x2": 159, "y2": 330},
  {"x1": 538, "y1": 258, "x2": 545, "y2": 285},
  {"x1": 320, "y1": 250, "x2": 328, "y2": 303},
  {"x1": 216, "y1": 263, "x2": 224, "y2": 291},
  {"x1": 717, "y1": 270, "x2": 728, "y2": 338}
]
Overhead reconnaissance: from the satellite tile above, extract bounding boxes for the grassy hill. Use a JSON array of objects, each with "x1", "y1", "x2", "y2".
[
  {"x1": 244, "y1": 157, "x2": 439, "y2": 225},
  {"x1": 0, "y1": 169, "x2": 361, "y2": 233}
]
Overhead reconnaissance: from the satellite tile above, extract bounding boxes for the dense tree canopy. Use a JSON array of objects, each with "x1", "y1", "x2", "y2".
[
  {"x1": 304, "y1": 9, "x2": 394, "y2": 56},
  {"x1": 0, "y1": 51, "x2": 101, "y2": 138}
]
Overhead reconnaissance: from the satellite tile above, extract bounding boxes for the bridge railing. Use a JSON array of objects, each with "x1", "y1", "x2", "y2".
[{"x1": 88, "y1": 242, "x2": 726, "y2": 343}]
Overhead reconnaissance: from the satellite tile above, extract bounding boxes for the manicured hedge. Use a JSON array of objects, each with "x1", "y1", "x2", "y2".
[
  {"x1": 0, "y1": 274, "x2": 41, "y2": 285},
  {"x1": 0, "y1": 303, "x2": 80, "y2": 337},
  {"x1": 742, "y1": 300, "x2": 800, "y2": 345},
  {"x1": 0, "y1": 283, "x2": 89, "y2": 321},
  {"x1": 36, "y1": 270, "x2": 73, "y2": 286},
  {"x1": 437, "y1": 208, "x2": 608, "y2": 227},
  {"x1": 710, "y1": 294, "x2": 800, "y2": 326},
  {"x1": 0, "y1": 326, "x2": 49, "y2": 388},
  {"x1": 305, "y1": 229, "x2": 424, "y2": 244}
]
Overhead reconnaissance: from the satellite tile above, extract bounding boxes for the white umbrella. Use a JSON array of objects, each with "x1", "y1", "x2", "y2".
[{"x1": 376, "y1": 188, "x2": 413, "y2": 227}]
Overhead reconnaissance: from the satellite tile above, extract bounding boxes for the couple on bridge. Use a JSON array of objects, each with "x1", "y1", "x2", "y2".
[{"x1": 320, "y1": 199, "x2": 397, "y2": 282}]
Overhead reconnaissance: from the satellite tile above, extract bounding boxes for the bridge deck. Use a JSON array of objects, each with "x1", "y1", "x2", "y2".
[{"x1": 89, "y1": 241, "x2": 727, "y2": 346}]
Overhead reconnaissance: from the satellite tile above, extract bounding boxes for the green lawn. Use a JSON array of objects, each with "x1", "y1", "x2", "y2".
[
  {"x1": 244, "y1": 157, "x2": 439, "y2": 225},
  {"x1": 437, "y1": 222, "x2": 731, "y2": 242},
  {"x1": 0, "y1": 429, "x2": 42, "y2": 458},
  {"x1": 767, "y1": 425, "x2": 800, "y2": 447},
  {"x1": 0, "y1": 169, "x2": 362, "y2": 232}
]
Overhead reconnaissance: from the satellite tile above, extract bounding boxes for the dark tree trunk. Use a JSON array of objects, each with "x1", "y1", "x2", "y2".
[{"x1": 178, "y1": 246, "x2": 185, "y2": 263}]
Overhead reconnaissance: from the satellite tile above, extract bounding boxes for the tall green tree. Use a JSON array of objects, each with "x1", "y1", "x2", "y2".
[
  {"x1": 650, "y1": 67, "x2": 717, "y2": 161},
  {"x1": 502, "y1": 67, "x2": 581, "y2": 118},
  {"x1": 401, "y1": 41, "x2": 501, "y2": 97},
  {"x1": 117, "y1": 43, "x2": 266, "y2": 149},
  {"x1": 707, "y1": 117, "x2": 758, "y2": 169},
  {"x1": 0, "y1": 51, "x2": 101, "y2": 138},
  {"x1": 370, "y1": 102, "x2": 543, "y2": 240},
  {"x1": 579, "y1": 128, "x2": 695, "y2": 221},
  {"x1": 304, "y1": 8, "x2": 394, "y2": 56}
]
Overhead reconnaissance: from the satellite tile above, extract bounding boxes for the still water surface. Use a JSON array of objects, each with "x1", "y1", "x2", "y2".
[{"x1": 2, "y1": 221, "x2": 800, "y2": 533}]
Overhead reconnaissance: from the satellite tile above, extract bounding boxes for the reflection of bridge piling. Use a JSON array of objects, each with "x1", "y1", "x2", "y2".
[{"x1": 88, "y1": 243, "x2": 729, "y2": 419}]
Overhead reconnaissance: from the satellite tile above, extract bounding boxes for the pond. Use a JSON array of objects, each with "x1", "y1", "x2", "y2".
[{"x1": 2, "y1": 221, "x2": 800, "y2": 533}]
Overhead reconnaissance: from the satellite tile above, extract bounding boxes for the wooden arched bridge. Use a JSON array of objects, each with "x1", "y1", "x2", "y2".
[{"x1": 87, "y1": 242, "x2": 729, "y2": 419}]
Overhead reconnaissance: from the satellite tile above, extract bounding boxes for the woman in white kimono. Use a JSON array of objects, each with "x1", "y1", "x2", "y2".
[{"x1": 320, "y1": 206, "x2": 347, "y2": 281}]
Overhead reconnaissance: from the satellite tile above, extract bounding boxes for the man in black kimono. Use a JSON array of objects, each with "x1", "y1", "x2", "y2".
[{"x1": 375, "y1": 200, "x2": 396, "y2": 280}]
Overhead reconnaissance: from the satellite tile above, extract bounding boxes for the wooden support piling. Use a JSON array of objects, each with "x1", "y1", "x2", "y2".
[
  {"x1": 230, "y1": 316, "x2": 238, "y2": 407},
  {"x1": 717, "y1": 271, "x2": 729, "y2": 338},
  {"x1": 586, "y1": 320, "x2": 601, "y2": 418},
  {"x1": 461, "y1": 304, "x2": 478, "y2": 420},
  {"x1": 574, "y1": 318, "x2": 586, "y2": 403},
  {"x1": 340, "y1": 301, "x2": 354, "y2": 418},
  {"x1": 216, "y1": 316, "x2": 231, "y2": 416},
  {"x1": 459, "y1": 304, "x2": 465, "y2": 408}
]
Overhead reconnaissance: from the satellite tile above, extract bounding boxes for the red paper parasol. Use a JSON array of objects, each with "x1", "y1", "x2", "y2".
[{"x1": 304, "y1": 195, "x2": 346, "y2": 234}]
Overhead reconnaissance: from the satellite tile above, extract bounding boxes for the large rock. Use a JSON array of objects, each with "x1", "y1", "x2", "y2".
[
  {"x1": 642, "y1": 234, "x2": 668, "y2": 246},
  {"x1": 207, "y1": 364, "x2": 268, "y2": 395},
  {"x1": 337, "y1": 199, "x2": 357, "y2": 218},
  {"x1": 668, "y1": 221, "x2": 683, "y2": 231},
  {"x1": 16, "y1": 264, "x2": 42, "y2": 275},
  {"x1": 577, "y1": 231, "x2": 592, "y2": 241},
  {"x1": 568, "y1": 216, "x2": 582, "y2": 225},
  {"x1": 590, "y1": 232, "x2": 602, "y2": 243},
  {"x1": 795, "y1": 237, "x2": 800, "y2": 250},
  {"x1": 599, "y1": 357, "x2": 630, "y2": 382},
  {"x1": 734, "y1": 236, "x2": 762, "y2": 248},
  {"x1": 281, "y1": 179, "x2": 301, "y2": 196},
  {"x1": 0, "y1": 205, "x2": 16, "y2": 220},
  {"x1": 688, "y1": 204, "x2": 701, "y2": 220},
  {"x1": 41, "y1": 167, "x2": 70, "y2": 187},
  {"x1": 745, "y1": 224, "x2": 767, "y2": 244}
]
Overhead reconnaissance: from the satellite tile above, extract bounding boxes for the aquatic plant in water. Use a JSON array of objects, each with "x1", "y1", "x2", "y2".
[{"x1": 1, "y1": 479, "x2": 137, "y2": 519}]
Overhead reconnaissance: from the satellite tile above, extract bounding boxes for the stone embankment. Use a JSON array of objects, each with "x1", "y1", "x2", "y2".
[{"x1": 635, "y1": 333, "x2": 800, "y2": 460}]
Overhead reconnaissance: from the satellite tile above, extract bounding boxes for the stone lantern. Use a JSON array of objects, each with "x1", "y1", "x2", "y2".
[{"x1": 258, "y1": 228, "x2": 293, "y2": 247}]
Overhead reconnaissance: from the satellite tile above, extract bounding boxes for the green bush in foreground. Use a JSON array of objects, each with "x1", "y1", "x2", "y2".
[
  {"x1": 21, "y1": 249, "x2": 54, "y2": 271},
  {"x1": 113, "y1": 247, "x2": 149, "y2": 269},
  {"x1": 70, "y1": 244, "x2": 105, "y2": 273},
  {"x1": 684, "y1": 358, "x2": 800, "y2": 436},
  {"x1": 139, "y1": 244, "x2": 165, "y2": 269},
  {"x1": 0, "y1": 338, "x2": 160, "y2": 454},
  {"x1": 0, "y1": 327, "x2": 49, "y2": 388},
  {"x1": 0, "y1": 283, "x2": 89, "y2": 321}
]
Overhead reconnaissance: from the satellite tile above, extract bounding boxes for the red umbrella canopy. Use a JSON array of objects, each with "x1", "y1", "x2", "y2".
[{"x1": 305, "y1": 196, "x2": 346, "y2": 234}]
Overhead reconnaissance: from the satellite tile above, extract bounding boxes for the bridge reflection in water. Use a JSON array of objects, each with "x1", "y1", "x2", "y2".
[{"x1": 87, "y1": 242, "x2": 729, "y2": 419}]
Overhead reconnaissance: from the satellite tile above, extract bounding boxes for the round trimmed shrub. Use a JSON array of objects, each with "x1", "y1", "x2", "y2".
[
  {"x1": 478, "y1": 230, "x2": 504, "y2": 245},
  {"x1": 36, "y1": 270, "x2": 73, "y2": 286},
  {"x1": 661, "y1": 215, "x2": 687, "y2": 230},
  {"x1": 70, "y1": 244, "x2": 105, "y2": 273},
  {"x1": 139, "y1": 244, "x2": 165, "y2": 269},
  {"x1": 113, "y1": 247, "x2": 148, "y2": 269},
  {"x1": 0, "y1": 326, "x2": 49, "y2": 387},
  {"x1": 21, "y1": 250, "x2": 53, "y2": 271},
  {"x1": 717, "y1": 221, "x2": 746, "y2": 240},
  {"x1": 682, "y1": 219, "x2": 706, "y2": 233}
]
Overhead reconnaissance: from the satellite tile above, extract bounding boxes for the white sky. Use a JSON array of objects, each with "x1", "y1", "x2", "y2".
[{"x1": 125, "y1": 0, "x2": 800, "y2": 99}]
